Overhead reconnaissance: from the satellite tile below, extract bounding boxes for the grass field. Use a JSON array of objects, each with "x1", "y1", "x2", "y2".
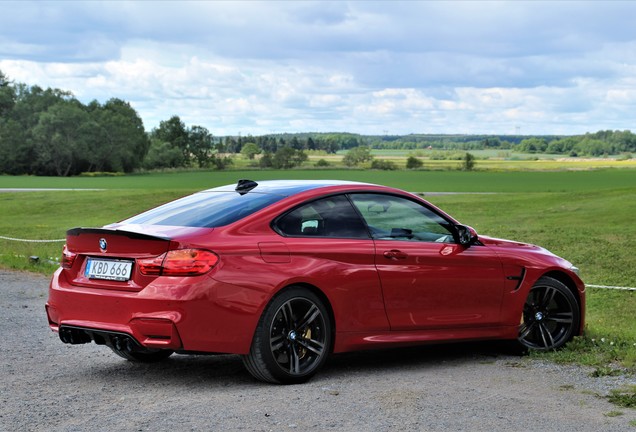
[
  {"x1": 1, "y1": 168, "x2": 635, "y2": 370},
  {"x1": 1, "y1": 167, "x2": 635, "y2": 192},
  {"x1": 366, "y1": 148, "x2": 633, "y2": 159},
  {"x1": 316, "y1": 150, "x2": 636, "y2": 171}
]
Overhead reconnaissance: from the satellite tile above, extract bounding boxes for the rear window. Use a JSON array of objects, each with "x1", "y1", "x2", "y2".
[{"x1": 121, "y1": 192, "x2": 283, "y2": 228}]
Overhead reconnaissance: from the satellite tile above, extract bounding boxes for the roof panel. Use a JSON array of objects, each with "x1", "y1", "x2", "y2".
[{"x1": 204, "y1": 180, "x2": 373, "y2": 196}]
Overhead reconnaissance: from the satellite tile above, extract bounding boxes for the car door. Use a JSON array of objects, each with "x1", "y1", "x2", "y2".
[
  {"x1": 273, "y1": 194, "x2": 390, "y2": 333},
  {"x1": 349, "y1": 193, "x2": 506, "y2": 331}
]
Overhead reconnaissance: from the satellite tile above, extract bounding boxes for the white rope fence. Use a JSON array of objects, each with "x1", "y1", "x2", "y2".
[
  {"x1": 0, "y1": 235, "x2": 65, "y2": 243},
  {"x1": 1, "y1": 234, "x2": 635, "y2": 290},
  {"x1": 587, "y1": 284, "x2": 636, "y2": 292}
]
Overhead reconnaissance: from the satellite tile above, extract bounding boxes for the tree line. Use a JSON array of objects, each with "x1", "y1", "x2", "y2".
[
  {"x1": 0, "y1": 71, "x2": 367, "y2": 175},
  {"x1": 513, "y1": 132, "x2": 636, "y2": 156},
  {"x1": 0, "y1": 70, "x2": 634, "y2": 176},
  {"x1": 0, "y1": 72, "x2": 148, "y2": 176}
]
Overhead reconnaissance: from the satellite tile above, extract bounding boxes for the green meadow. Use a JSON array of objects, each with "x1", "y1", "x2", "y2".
[
  {"x1": 1, "y1": 168, "x2": 635, "y2": 370},
  {"x1": 1, "y1": 167, "x2": 634, "y2": 191}
]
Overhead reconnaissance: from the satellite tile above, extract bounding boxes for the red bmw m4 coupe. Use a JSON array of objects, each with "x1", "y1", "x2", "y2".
[{"x1": 47, "y1": 180, "x2": 585, "y2": 384}]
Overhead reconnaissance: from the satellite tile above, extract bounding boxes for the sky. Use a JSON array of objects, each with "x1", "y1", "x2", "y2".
[{"x1": 1, "y1": 1, "x2": 635, "y2": 136}]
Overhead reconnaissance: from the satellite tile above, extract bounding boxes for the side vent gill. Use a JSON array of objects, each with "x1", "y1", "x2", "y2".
[{"x1": 504, "y1": 266, "x2": 526, "y2": 291}]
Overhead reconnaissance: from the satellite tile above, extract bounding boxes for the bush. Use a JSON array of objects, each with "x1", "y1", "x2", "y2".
[
  {"x1": 343, "y1": 146, "x2": 373, "y2": 167},
  {"x1": 459, "y1": 152, "x2": 476, "y2": 171},
  {"x1": 78, "y1": 171, "x2": 125, "y2": 177},
  {"x1": 143, "y1": 139, "x2": 186, "y2": 169},
  {"x1": 406, "y1": 156, "x2": 423, "y2": 169},
  {"x1": 259, "y1": 152, "x2": 273, "y2": 168},
  {"x1": 314, "y1": 159, "x2": 331, "y2": 167},
  {"x1": 272, "y1": 147, "x2": 307, "y2": 169},
  {"x1": 210, "y1": 155, "x2": 233, "y2": 170},
  {"x1": 371, "y1": 159, "x2": 397, "y2": 170}
]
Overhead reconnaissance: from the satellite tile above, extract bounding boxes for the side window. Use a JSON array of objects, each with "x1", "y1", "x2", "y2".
[
  {"x1": 349, "y1": 193, "x2": 455, "y2": 243},
  {"x1": 276, "y1": 195, "x2": 370, "y2": 239}
]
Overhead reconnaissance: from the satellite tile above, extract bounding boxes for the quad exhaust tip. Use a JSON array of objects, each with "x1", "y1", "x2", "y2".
[
  {"x1": 59, "y1": 326, "x2": 140, "y2": 352},
  {"x1": 59, "y1": 327, "x2": 91, "y2": 344}
]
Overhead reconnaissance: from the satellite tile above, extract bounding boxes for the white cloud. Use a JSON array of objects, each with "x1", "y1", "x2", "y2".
[{"x1": 1, "y1": 1, "x2": 636, "y2": 135}]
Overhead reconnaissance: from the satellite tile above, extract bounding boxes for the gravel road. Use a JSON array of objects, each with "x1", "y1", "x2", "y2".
[{"x1": 2, "y1": 269, "x2": 635, "y2": 432}]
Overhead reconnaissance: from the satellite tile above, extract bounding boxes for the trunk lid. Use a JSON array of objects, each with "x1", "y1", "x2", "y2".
[{"x1": 63, "y1": 227, "x2": 173, "y2": 291}]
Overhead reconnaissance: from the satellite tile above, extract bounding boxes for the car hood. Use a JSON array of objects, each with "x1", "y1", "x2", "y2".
[
  {"x1": 478, "y1": 235, "x2": 544, "y2": 251},
  {"x1": 478, "y1": 235, "x2": 575, "y2": 268}
]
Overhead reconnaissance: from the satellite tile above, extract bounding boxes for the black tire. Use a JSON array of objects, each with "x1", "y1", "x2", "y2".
[
  {"x1": 518, "y1": 276, "x2": 580, "y2": 351},
  {"x1": 242, "y1": 287, "x2": 332, "y2": 384},
  {"x1": 111, "y1": 347, "x2": 174, "y2": 363}
]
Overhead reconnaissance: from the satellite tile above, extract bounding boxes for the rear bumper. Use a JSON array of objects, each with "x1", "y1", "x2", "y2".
[
  {"x1": 46, "y1": 268, "x2": 266, "y2": 354},
  {"x1": 49, "y1": 313, "x2": 183, "y2": 350},
  {"x1": 57, "y1": 325, "x2": 166, "y2": 355}
]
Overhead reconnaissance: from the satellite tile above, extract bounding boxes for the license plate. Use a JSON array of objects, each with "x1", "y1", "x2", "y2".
[{"x1": 85, "y1": 258, "x2": 133, "y2": 281}]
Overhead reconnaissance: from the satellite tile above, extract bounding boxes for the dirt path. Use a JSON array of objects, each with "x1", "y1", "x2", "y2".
[{"x1": 2, "y1": 269, "x2": 634, "y2": 431}]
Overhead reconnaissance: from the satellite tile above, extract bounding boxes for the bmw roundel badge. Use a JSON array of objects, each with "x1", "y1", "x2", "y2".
[{"x1": 99, "y1": 238, "x2": 107, "y2": 252}]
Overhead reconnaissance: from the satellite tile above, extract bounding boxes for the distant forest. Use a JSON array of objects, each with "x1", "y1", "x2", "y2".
[{"x1": 1, "y1": 70, "x2": 635, "y2": 176}]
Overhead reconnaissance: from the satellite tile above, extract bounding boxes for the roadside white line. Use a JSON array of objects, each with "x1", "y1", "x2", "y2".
[{"x1": 587, "y1": 284, "x2": 636, "y2": 291}]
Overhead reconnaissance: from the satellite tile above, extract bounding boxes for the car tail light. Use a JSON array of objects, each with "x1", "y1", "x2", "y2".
[
  {"x1": 138, "y1": 249, "x2": 219, "y2": 276},
  {"x1": 61, "y1": 244, "x2": 77, "y2": 269}
]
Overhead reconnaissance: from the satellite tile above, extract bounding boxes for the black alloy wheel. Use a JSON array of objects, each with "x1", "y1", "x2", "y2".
[
  {"x1": 518, "y1": 276, "x2": 580, "y2": 351},
  {"x1": 243, "y1": 287, "x2": 332, "y2": 384}
]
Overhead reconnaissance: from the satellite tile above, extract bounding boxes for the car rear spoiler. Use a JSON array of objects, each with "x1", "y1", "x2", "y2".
[{"x1": 66, "y1": 227, "x2": 171, "y2": 242}]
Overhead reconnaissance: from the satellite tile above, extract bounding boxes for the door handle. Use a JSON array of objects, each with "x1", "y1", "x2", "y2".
[{"x1": 383, "y1": 250, "x2": 408, "y2": 260}]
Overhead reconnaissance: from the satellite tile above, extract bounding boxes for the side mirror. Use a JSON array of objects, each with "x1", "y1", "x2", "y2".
[{"x1": 455, "y1": 224, "x2": 478, "y2": 246}]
